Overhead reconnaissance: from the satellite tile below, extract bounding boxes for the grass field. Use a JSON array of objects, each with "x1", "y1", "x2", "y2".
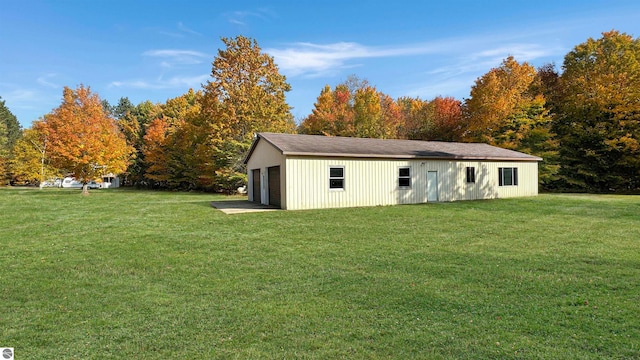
[{"x1": 1, "y1": 188, "x2": 639, "y2": 359}]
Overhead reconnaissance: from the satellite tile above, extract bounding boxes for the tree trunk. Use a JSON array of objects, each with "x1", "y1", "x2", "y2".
[{"x1": 82, "y1": 184, "x2": 89, "y2": 195}]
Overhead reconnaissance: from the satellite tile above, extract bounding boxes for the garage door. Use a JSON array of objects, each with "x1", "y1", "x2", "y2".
[
  {"x1": 251, "y1": 169, "x2": 260, "y2": 203},
  {"x1": 268, "y1": 166, "x2": 281, "y2": 208}
]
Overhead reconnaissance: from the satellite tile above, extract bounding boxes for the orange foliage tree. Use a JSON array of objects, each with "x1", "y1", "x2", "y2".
[
  {"x1": 300, "y1": 77, "x2": 403, "y2": 139},
  {"x1": 463, "y1": 56, "x2": 550, "y2": 147},
  {"x1": 429, "y1": 96, "x2": 464, "y2": 141},
  {"x1": 463, "y1": 56, "x2": 558, "y2": 188},
  {"x1": 40, "y1": 85, "x2": 133, "y2": 194},
  {"x1": 142, "y1": 118, "x2": 170, "y2": 186}
]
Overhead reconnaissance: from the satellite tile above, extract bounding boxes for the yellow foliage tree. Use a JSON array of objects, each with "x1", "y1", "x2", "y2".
[{"x1": 9, "y1": 125, "x2": 61, "y2": 185}]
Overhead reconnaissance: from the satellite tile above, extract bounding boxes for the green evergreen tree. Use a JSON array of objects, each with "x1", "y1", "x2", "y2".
[{"x1": 0, "y1": 97, "x2": 22, "y2": 183}]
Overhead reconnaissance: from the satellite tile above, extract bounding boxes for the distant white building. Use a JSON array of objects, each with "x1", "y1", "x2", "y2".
[
  {"x1": 244, "y1": 133, "x2": 542, "y2": 210},
  {"x1": 101, "y1": 173, "x2": 120, "y2": 188}
]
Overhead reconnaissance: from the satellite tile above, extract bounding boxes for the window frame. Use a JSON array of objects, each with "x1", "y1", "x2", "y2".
[
  {"x1": 466, "y1": 166, "x2": 476, "y2": 183},
  {"x1": 398, "y1": 166, "x2": 411, "y2": 188},
  {"x1": 329, "y1": 166, "x2": 345, "y2": 190},
  {"x1": 498, "y1": 167, "x2": 519, "y2": 186}
]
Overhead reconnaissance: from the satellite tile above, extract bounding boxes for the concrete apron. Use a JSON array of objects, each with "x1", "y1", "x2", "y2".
[{"x1": 210, "y1": 200, "x2": 281, "y2": 214}]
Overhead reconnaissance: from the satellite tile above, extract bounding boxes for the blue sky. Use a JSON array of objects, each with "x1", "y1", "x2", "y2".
[{"x1": 2, "y1": 1, "x2": 640, "y2": 128}]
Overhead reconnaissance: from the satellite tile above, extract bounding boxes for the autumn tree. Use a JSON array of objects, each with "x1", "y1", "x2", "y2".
[
  {"x1": 379, "y1": 93, "x2": 403, "y2": 139},
  {"x1": 200, "y1": 35, "x2": 295, "y2": 192},
  {"x1": 428, "y1": 97, "x2": 464, "y2": 141},
  {"x1": 554, "y1": 30, "x2": 640, "y2": 191},
  {"x1": 463, "y1": 56, "x2": 539, "y2": 144},
  {"x1": 397, "y1": 97, "x2": 429, "y2": 140},
  {"x1": 463, "y1": 56, "x2": 558, "y2": 188},
  {"x1": 299, "y1": 85, "x2": 340, "y2": 136},
  {"x1": 161, "y1": 90, "x2": 206, "y2": 190},
  {"x1": 0, "y1": 120, "x2": 8, "y2": 184},
  {"x1": 300, "y1": 76, "x2": 405, "y2": 139},
  {"x1": 299, "y1": 84, "x2": 355, "y2": 136},
  {"x1": 111, "y1": 98, "x2": 165, "y2": 187},
  {"x1": 9, "y1": 124, "x2": 61, "y2": 185},
  {"x1": 142, "y1": 118, "x2": 170, "y2": 187},
  {"x1": 535, "y1": 63, "x2": 561, "y2": 116},
  {"x1": 113, "y1": 97, "x2": 143, "y2": 185},
  {"x1": 353, "y1": 86, "x2": 384, "y2": 138},
  {"x1": 40, "y1": 85, "x2": 133, "y2": 194}
]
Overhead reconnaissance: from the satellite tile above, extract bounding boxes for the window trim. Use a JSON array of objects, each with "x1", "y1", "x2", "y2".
[
  {"x1": 329, "y1": 166, "x2": 345, "y2": 190},
  {"x1": 498, "y1": 167, "x2": 518, "y2": 186},
  {"x1": 398, "y1": 166, "x2": 411, "y2": 188},
  {"x1": 466, "y1": 166, "x2": 476, "y2": 183}
]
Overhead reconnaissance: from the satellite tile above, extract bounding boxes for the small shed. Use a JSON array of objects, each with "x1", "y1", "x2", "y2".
[
  {"x1": 244, "y1": 133, "x2": 542, "y2": 210},
  {"x1": 101, "y1": 173, "x2": 121, "y2": 188}
]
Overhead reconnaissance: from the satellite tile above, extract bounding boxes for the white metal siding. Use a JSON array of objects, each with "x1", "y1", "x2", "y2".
[
  {"x1": 284, "y1": 157, "x2": 538, "y2": 210},
  {"x1": 246, "y1": 139, "x2": 287, "y2": 208}
]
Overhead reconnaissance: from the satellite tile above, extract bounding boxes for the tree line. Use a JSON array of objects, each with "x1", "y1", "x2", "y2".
[{"x1": 1, "y1": 31, "x2": 639, "y2": 193}]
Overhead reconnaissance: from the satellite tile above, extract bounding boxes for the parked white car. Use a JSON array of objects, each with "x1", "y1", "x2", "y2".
[
  {"x1": 61, "y1": 177, "x2": 83, "y2": 188},
  {"x1": 61, "y1": 177, "x2": 101, "y2": 189}
]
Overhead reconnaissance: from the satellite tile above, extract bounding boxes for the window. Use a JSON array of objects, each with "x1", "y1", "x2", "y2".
[
  {"x1": 398, "y1": 167, "x2": 411, "y2": 188},
  {"x1": 466, "y1": 167, "x2": 476, "y2": 183},
  {"x1": 499, "y1": 167, "x2": 518, "y2": 186},
  {"x1": 329, "y1": 166, "x2": 344, "y2": 190}
]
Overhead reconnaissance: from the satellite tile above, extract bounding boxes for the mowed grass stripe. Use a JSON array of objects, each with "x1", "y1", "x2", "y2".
[{"x1": 1, "y1": 188, "x2": 639, "y2": 359}]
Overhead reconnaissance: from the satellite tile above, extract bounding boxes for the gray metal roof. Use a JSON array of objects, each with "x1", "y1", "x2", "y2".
[{"x1": 245, "y1": 132, "x2": 543, "y2": 163}]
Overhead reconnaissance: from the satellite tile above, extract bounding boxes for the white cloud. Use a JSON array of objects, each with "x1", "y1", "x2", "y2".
[
  {"x1": 109, "y1": 74, "x2": 208, "y2": 90},
  {"x1": 265, "y1": 30, "x2": 566, "y2": 80},
  {"x1": 155, "y1": 22, "x2": 204, "y2": 38},
  {"x1": 143, "y1": 49, "x2": 209, "y2": 67},
  {"x1": 225, "y1": 8, "x2": 274, "y2": 26},
  {"x1": 2, "y1": 88, "x2": 38, "y2": 102},
  {"x1": 265, "y1": 39, "x2": 484, "y2": 78},
  {"x1": 109, "y1": 80, "x2": 154, "y2": 89},
  {"x1": 0, "y1": 87, "x2": 59, "y2": 124},
  {"x1": 177, "y1": 22, "x2": 202, "y2": 36},
  {"x1": 266, "y1": 42, "x2": 362, "y2": 77},
  {"x1": 161, "y1": 74, "x2": 209, "y2": 88},
  {"x1": 266, "y1": 42, "x2": 438, "y2": 78},
  {"x1": 36, "y1": 73, "x2": 60, "y2": 89}
]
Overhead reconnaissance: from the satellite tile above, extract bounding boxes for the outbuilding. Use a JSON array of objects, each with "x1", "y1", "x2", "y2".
[{"x1": 244, "y1": 132, "x2": 542, "y2": 210}]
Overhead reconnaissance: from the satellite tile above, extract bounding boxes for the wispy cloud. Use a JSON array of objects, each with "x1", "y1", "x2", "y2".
[
  {"x1": 3, "y1": 88, "x2": 38, "y2": 102},
  {"x1": 427, "y1": 43, "x2": 561, "y2": 80},
  {"x1": 109, "y1": 74, "x2": 209, "y2": 90},
  {"x1": 155, "y1": 22, "x2": 204, "y2": 38},
  {"x1": 108, "y1": 48, "x2": 210, "y2": 92},
  {"x1": 0, "y1": 87, "x2": 58, "y2": 123},
  {"x1": 225, "y1": 8, "x2": 275, "y2": 26},
  {"x1": 177, "y1": 22, "x2": 202, "y2": 36},
  {"x1": 36, "y1": 73, "x2": 60, "y2": 88},
  {"x1": 267, "y1": 33, "x2": 563, "y2": 81},
  {"x1": 143, "y1": 49, "x2": 209, "y2": 66},
  {"x1": 266, "y1": 42, "x2": 444, "y2": 78}
]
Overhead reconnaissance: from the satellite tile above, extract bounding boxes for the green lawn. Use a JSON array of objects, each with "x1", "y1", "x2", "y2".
[{"x1": 1, "y1": 188, "x2": 639, "y2": 359}]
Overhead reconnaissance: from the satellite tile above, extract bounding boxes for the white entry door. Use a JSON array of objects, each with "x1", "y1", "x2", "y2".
[{"x1": 427, "y1": 171, "x2": 439, "y2": 202}]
